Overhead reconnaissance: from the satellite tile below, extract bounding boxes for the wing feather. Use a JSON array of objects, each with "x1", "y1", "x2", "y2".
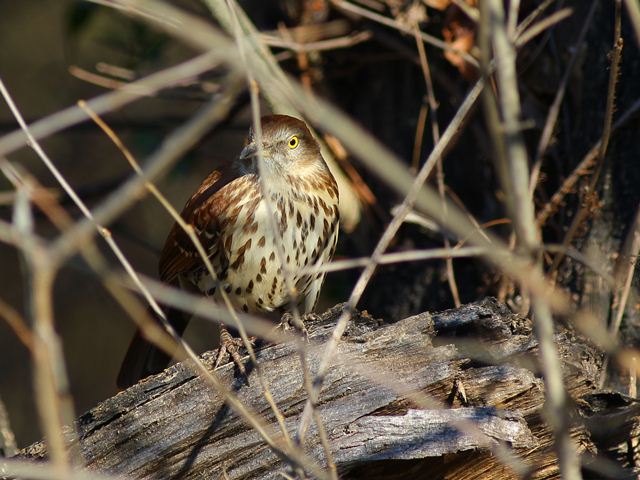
[{"x1": 159, "y1": 169, "x2": 239, "y2": 283}]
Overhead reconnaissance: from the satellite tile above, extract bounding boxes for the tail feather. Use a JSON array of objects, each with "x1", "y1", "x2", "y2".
[{"x1": 117, "y1": 306, "x2": 190, "y2": 390}]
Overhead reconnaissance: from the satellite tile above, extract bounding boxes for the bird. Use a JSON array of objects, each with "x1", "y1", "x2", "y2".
[{"x1": 117, "y1": 114, "x2": 340, "y2": 389}]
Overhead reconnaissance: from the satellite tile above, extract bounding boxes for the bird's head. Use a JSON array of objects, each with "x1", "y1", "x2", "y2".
[{"x1": 238, "y1": 115, "x2": 323, "y2": 176}]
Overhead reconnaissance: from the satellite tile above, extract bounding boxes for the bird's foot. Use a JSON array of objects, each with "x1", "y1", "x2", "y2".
[
  {"x1": 214, "y1": 325, "x2": 253, "y2": 378},
  {"x1": 278, "y1": 312, "x2": 320, "y2": 340}
]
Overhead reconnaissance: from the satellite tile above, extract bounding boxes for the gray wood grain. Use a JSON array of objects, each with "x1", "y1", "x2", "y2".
[{"x1": 19, "y1": 299, "x2": 608, "y2": 479}]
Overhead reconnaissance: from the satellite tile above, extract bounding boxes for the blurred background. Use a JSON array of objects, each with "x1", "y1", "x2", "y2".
[{"x1": 1, "y1": 0, "x2": 639, "y2": 450}]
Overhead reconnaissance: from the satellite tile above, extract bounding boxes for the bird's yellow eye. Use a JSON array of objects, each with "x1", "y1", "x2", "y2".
[{"x1": 288, "y1": 135, "x2": 300, "y2": 149}]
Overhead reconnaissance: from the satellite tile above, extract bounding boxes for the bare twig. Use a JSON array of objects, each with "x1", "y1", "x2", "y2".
[
  {"x1": 479, "y1": 1, "x2": 580, "y2": 478},
  {"x1": 529, "y1": 0, "x2": 599, "y2": 199},
  {"x1": 0, "y1": 78, "x2": 171, "y2": 324},
  {"x1": 514, "y1": 8, "x2": 573, "y2": 48},
  {"x1": 598, "y1": 203, "x2": 640, "y2": 390},
  {"x1": 0, "y1": 295, "x2": 34, "y2": 351},
  {"x1": 12, "y1": 187, "x2": 74, "y2": 473},
  {"x1": 514, "y1": 0, "x2": 557, "y2": 38},
  {"x1": 224, "y1": 3, "x2": 336, "y2": 475},
  {"x1": 594, "y1": 0, "x2": 629, "y2": 390},
  {"x1": 330, "y1": 0, "x2": 480, "y2": 67},
  {"x1": 0, "y1": 81, "x2": 81, "y2": 475},
  {"x1": 202, "y1": 0, "x2": 363, "y2": 233},
  {"x1": 549, "y1": 0, "x2": 624, "y2": 274},
  {"x1": 507, "y1": 0, "x2": 522, "y2": 38},
  {"x1": 598, "y1": 1, "x2": 624, "y2": 167},
  {"x1": 610, "y1": 207, "x2": 640, "y2": 339},
  {"x1": 296, "y1": 77, "x2": 486, "y2": 445},
  {"x1": 0, "y1": 395, "x2": 17, "y2": 458},
  {"x1": 28, "y1": 258, "x2": 77, "y2": 477},
  {"x1": 411, "y1": 100, "x2": 428, "y2": 173},
  {"x1": 480, "y1": 4, "x2": 538, "y2": 253},
  {"x1": 0, "y1": 459, "x2": 121, "y2": 480},
  {"x1": 537, "y1": 97, "x2": 640, "y2": 227},
  {"x1": 412, "y1": 25, "x2": 460, "y2": 306},
  {"x1": 1, "y1": 159, "x2": 330, "y2": 479},
  {"x1": 0, "y1": 53, "x2": 225, "y2": 158},
  {"x1": 68, "y1": 65, "x2": 128, "y2": 90},
  {"x1": 260, "y1": 30, "x2": 372, "y2": 53},
  {"x1": 623, "y1": 0, "x2": 640, "y2": 46},
  {"x1": 78, "y1": 99, "x2": 298, "y2": 455}
]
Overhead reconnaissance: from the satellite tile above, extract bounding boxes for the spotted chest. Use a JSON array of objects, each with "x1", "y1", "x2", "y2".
[{"x1": 186, "y1": 176, "x2": 339, "y2": 315}]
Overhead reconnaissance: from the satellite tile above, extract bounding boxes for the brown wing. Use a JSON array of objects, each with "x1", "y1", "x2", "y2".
[{"x1": 158, "y1": 168, "x2": 240, "y2": 283}]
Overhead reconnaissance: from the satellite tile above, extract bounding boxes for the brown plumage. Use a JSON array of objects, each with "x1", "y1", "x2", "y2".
[{"x1": 118, "y1": 115, "x2": 339, "y2": 388}]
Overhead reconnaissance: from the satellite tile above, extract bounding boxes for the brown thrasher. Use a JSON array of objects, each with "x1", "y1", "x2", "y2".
[{"x1": 117, "y1": 115, "x2": 339, "y2": 388}]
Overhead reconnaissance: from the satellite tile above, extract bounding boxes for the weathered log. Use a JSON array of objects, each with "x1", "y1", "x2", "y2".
[{"x1": 17, "y1": 298, "x2": 638, "y2": 479}]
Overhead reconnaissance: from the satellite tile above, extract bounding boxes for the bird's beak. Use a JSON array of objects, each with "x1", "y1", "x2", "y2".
[{"x1": 239, "y1": 142, "x2": 258, "y2": 161}]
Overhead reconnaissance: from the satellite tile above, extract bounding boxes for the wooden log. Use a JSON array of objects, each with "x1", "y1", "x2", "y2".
[{"x1": 17, "y1": 298, "x2": 633, "y2": 479}]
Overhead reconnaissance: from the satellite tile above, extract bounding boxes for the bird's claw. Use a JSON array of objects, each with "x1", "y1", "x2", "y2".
[
  {"x1": 277, "y1": 312, "x2": 319, "y2": 341},
  {"x1": 215, "y1": 326, "x2": 253, "y2": 379}
]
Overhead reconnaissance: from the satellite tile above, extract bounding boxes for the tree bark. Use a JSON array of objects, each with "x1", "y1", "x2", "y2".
[{"x1": 17, "y1": 299, "x2": 639, "y2": 479}]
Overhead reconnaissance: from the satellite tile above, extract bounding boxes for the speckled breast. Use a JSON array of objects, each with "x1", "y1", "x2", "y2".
[{"x1": 189, "y1": 175, "x2": 339, "y2": 316}]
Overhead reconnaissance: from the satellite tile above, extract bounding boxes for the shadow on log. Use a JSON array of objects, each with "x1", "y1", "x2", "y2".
[{"x1": 17, "y1": 299, "x2": 640, "y2": 479}]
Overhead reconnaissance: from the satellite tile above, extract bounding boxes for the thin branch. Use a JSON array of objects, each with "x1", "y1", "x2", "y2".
[
  {"x1": 412, "y1": 24, "x2": 460, "y2": 306},
  {"x1": 623, "y1": 0, "x2": 640, "y2": 46},
  {"x1": 0, "y1": 78, "x2": 171, "y2": 323},
  {"x1": 482, "y1": 2, "x2": 538, "y2": 253},
  {"x1": 598, "y1": 203, "x2": 640, "y2": 390},
  {"x1": 549, "y1": 0, "x2": 624, "y2": 273},
  {"x1": 300, "y1": 246, "x2": 490, "y2": 275},
  {"x1": 611, "y1": 207, "x2": 640, "y2": 339},
  {"x1": 0, "y1": 459, "x2": 121, "y2": 480},
  {"x1": 514, "y1": 8, "x2": 573, "y2": 48},
  {"x1": 260, "y1": 31, "x2": 372, "y2": 53},
  {"x1": 0, "y1": 295, "x2": 34, "y2": 351},
  {"x1": 3, "y1": 71, "x2": 327, "y2": 477},
  {"x1": 537, "y1": 96, "x2": 640, "y2": 226},
  {"x1": 78, "y1": 101, "x2": 297, "y2": 455},
  {"x1": 0, "y1": 394, "x2": 17, "y2": 458},
  {"x1": 224, "y1": 2, "x2": 335, "y2": 475},
  {"x1": 598, "y1": 1, "x2": 624, "y2": 166},
  {"x1": 529, "y1": 0, "x2": 599, "y2": 199},
  {"x1": 480, "y1": 0, "x2": 580, "y2": 478},
  {"x1": 68, "y1": 65, "x2": 128, "y2": 90},
  {"x1": 28, "y1": 259, "x2": 76, "y2": 477},
  {"x1": 0, "y1": 53, "x2": 224, "y2": 158},
  {"x1": 48, "y1": 77, "x2": 243, "y2": 267},
  {"x1": 514, "y1": 0, "x2": 557, "y2": 38},
  {"x1": 296, "y1": 76, "x2": 485, "y2": 444},
  {"x1": 0, "y1": 84, "x2": 82, "y2": 475},
  {"x1": 114, "y1": 0, "x2": 576, "y2": 318},
  {"x1": 507, "y1": 0, "x2": 522, "y2": 38},
  {"x1": 411, "y1": 100, "x2": 428, "y2": 172},
  {"x1": 330, "y1": 0, "x2": 480, "y2": 68},
  {"x1": 201, "y1": 0, "x2": 363, "y2": 232}
]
